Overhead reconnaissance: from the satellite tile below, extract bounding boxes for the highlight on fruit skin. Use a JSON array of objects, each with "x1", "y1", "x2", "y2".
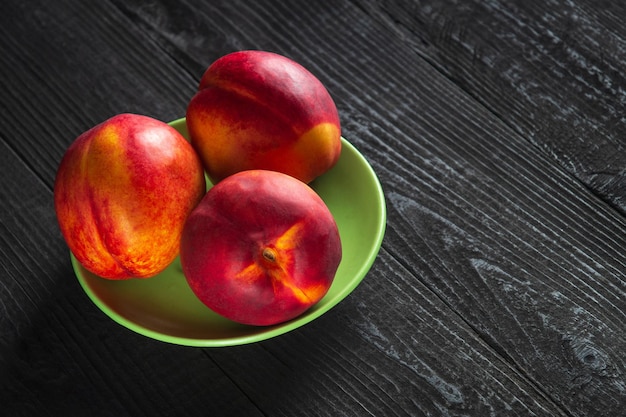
[
  {"x1": 180, "y1": 169, "x2": 342, "y2": 326},
  {"x1": 54, "y1": 113, "x2": 206, "y2": 279},
  {"x1": 186, "y1": 50, "x2": 342, "y2": 185}
]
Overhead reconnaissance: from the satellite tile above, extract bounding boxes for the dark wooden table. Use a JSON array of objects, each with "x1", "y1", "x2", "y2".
[{"x1": 2, "y1": 1, "x2": 625, "y2": 416}]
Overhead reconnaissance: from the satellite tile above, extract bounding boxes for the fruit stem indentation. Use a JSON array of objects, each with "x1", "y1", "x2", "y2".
[{"x1": 262, "y1": 247, "x2": 277, "y2": 263}]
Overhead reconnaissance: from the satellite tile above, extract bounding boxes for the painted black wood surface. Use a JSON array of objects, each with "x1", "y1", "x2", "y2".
[{"x1": 1, "y1": 1, "x2": 624, "y2": 416}]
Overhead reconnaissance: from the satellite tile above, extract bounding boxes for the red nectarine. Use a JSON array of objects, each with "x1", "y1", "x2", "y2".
[{"x1": 180, "y1": 170, "x2": 342, "y2": 326}]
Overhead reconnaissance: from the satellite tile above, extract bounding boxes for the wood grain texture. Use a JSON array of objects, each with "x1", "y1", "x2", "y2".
[
  {"x1": 0, "y1": 0, "x2": 196, "y2": 189},
  {"x1": 355, "y1": 0, "x2": 626, "y2": 215},
  {"x1": 1, "y1": 0, "x2": 625, "y2": 416}
]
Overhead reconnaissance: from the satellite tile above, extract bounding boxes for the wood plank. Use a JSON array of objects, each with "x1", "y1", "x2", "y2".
[
  {"x1": 0, "y1": 0, "x2": 196, "y2": 189},
  {"x1": 335, "y1": 6, "x2": 626, "y2": 414},
  {"x1": 356, "y1": 0, "x2": 626, "y2": 215}
]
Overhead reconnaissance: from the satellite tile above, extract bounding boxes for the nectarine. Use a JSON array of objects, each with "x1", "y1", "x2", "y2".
[
  {"x1": 180, "y1": 170, "x2": 342, "y2": 326},
  {"x1": 186, "y1": 50, "x2": 341, "y2": 184},
  {"x1": 54, "y1": 114, "x2": 206, "y2": 279}
]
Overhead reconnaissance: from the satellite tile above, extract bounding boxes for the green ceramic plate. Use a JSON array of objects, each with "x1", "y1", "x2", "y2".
[{"x1": 73, "y1": 117, "x2": 386, "y2": 347}]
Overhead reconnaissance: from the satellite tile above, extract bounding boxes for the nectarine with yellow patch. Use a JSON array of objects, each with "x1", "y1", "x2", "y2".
[
  {"x1": 54, "y1": 114, "x2": 206, "y2": 279},
  {"x1": 186, "y1": 50, "x2": 341, "y2": 184}
]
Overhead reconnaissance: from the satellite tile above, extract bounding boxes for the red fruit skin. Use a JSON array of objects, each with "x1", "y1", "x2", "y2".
[
  {"x1": 54, "y1": 113, "x2": 206, "y2": 279},
  {"x1": 186, "y1": 50, "x2": 341, "y2": 184},
  {"x1": 180, "y1": 170, "x2": 342, "y2": 326}
]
